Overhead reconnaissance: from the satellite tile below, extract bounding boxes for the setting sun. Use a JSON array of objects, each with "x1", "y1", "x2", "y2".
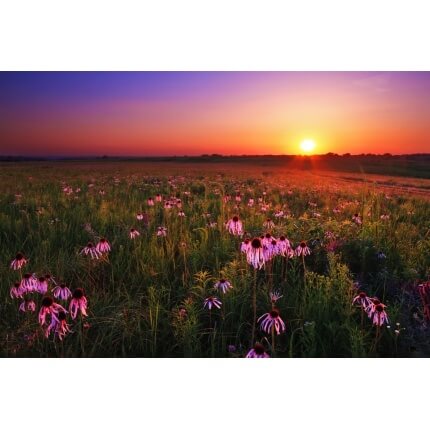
[{"x1": 300, "y1": 139, "x2": 316, "y2": 153}]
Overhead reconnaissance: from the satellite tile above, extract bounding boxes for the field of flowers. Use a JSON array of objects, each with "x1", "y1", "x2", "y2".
[{"x1": 1, "y1": 161, "x2": 429, "y2": 357}]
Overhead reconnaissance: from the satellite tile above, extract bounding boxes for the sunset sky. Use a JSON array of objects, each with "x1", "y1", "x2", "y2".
[{"x1": 0, "y1": 72, "x2": 429, "y2": 156}]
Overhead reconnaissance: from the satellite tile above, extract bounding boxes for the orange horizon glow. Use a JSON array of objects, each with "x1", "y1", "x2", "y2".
[{"x1": 1, "y1": 72, "x2": 430, "y2": 156}]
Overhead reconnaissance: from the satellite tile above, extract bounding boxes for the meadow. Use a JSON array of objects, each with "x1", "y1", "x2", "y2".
[{"x1": 1, "y1": 160, "x2": 429, "y2": 357}]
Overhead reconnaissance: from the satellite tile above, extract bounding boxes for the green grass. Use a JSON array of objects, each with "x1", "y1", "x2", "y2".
[{"x1": 0, "y1": 161, "x2": 429, "y2": 357}]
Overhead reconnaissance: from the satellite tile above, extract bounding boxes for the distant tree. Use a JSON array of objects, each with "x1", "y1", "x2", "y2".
[{"x1": 342, "y1": 153, "x2": 351, "y2": 157}]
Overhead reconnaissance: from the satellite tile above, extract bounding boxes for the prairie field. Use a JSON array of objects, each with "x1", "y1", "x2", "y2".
[{"x1": 1, "y1": 160, "x2": 429, "y2": 357}]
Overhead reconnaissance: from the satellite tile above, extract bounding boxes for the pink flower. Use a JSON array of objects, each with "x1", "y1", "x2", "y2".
[
  {"x1": 203, "y1": 296, "x2": 222, "y2": 310},
  {"x1": 263, "y1": 239, "x2": 278, "y2": 261},
  {"x1": 214, "y1": 279, "x2": 233, "y2": 294},
  {"x1": 157, "y1": 226, "x2": 167, "y2": 237},
  {"x1": 52, "y1": 283, "x2": 72, "y2": 300},
  {"x1": 372, "y1": 303, "x2": 389, "y2": 326},
  {"x1": 352, "y1": 213, "x2": 362, "y2": 225},
  {"x1": 129, "y1": 228, "x2": 140, "y2": 239},
  {"x1": 155, "y1": 194, "x2": 162, "y2": 202},
  {"x1": 246, "y1": 238, "x2": 265, "y2": 269},
  {"x1": 225, "y1": 216, "x2": 244, "y2": 236},
  {"x1": 10, "y1": 282, "x2": 26, "y2": 299},
  {"x1": 277, "y1": 236, "x2": 294, "y2": 258},
  {"x1": 269, "y1": 291, "x2": 283, "y2": 303},
  {"x1": 263, "y1": 218, "x2": 275, "y2": 230},
  {"x1": 45, "y1": 310, "x2": 71, "y2": 340},
  {"x1": 38, "y1": 296, "x2": 66, "y2": 326},
  {"x1": 69, "y1": 288, "x2": 88, "y2": 319},
  {"x1": 36, "y1": 276, "x2": 49, "y2": 294},
  {"x1": 352, "y1": 291, "x2": 373, "y2": 312},
  {"x1": 246, "y1": 343, "x2": 270, "y2": 358},
  {"x1": 96, "y1": 237, "x2": 111, "y2": 253},
  {"x1": 20, "y1": 273, "x2": 38, "y2": 292},
  {"x1": 258, "y1": 309, "x2": 286, "y2": 335},
  {"x1": 80, "y1": 242, "x2": 102, "y2": 259},
  {"x1": 295, "y1": 241, "x2": 311, "y2": 257},
  {"x1": 19, "y1": 299, "x2": 36, "y2": 312},
  {"x1": 10, "y1": 252, "x2": 27, "y2": 270},
  {"x1": 240, "y1": 239, "x2": 251, "y2": 253},
  {"x1": 147, "y1": 198, "x2": 155, "y2": 206}
]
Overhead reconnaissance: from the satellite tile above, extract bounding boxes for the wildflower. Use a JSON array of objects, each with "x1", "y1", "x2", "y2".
[
  {"x1": 19, "y1": 298, "x2": 36, "y2": 313},
  {"x1": 52, "y1": 283, "x2": 72, "y2": 301},
  {"x1": 38, "y1": 296, "x2": 66, "y2": 326},
  {"x1": 203, "y1": 296, "x2": 222, "y2": 310},
  {"x1": 129, "y1": 228, "x2": 140, "y2": 239},
  {"x1": 262, "y1": 239, "x2": 276, "y2": 262},
  {"x1": 36, "y1": 276, "x2": 49, "y2": 294},
  {"x1": 352, "y1": 213, "x2": 362, "y2": 225},
  {"x1": 80, "y1": 242, "x2": 102, "y2": 259},
  {"x1": 246, "y1": 238, "x2": 266, "y2": 269},
  {"x1": 377, "y1": 251, "x2": 386, "y2": 260},
  {"x1": 45, "y1": 310, "x2": 71, "y2": 340},
  {"x1": 380, "y1": 214, "x2": 390, "y2": 220},
  {"x1": 10, "y1": 252, "x2": 27, "y2": 270},
  {"x1": 178, "y1": 210, "x2": 186, "y2": 217},
  {"x1": 157, "y1": 226, "x2": 167, "y2": 237},
  {"x1": 226, "y1": 216, "x2": 244, "y2": 236},
  {"x1": 96, "y1": 237, "x2": 111, "y2": 253},
  {"x1": 269, "y1": 291, "x2": 283, "y2": 303},
  {"x1": 295, "y1": 241, "x2": 311, "y2": 257},
  {"x1": 10, "y1": 282, "x2": 26, "y2": 299},
  {"x1": 147, "y1": 198, "x2": 155, "y2": 206},
  {"x1": 155, "y1": 194, "x2": 162, "y2": 202},
  {"x1": 235, "y1": 193, "x2": 242, "y2": 202},
  {"x1": 20, "y1": 273, "x2": 38, "y2": 292},
  {"x1": 372, "y1": 303, "x2": 389, "y2": 326},
  {"x1": 214, "y1": 279, "x2": 233, "y2": 294},
  {"x1": 69, "y1": 288, "x2": 88, "y2": 319},
  {"x1": 277, "y1": 236, "x2": 294, "y2": 258},
  {"x1": 240, "y1": 238, "x2": 251, "y2": 253},
  {"x1": 248, "y1": 198, "x2": 254, "y2": 207},
  {"x1": 352, "y1": 291, "x2": 373, "y2": 312},
  {"x1": 263, "y1": 218, "x2": 275, "y2": 230},
  {"x1": 246, "y1": 343, "x2": 270, "y2": 358},
  {"x1": 258, "y1": 309, "x2": 286, "y2": 334}
]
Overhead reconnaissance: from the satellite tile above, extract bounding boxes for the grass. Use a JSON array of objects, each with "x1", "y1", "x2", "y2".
[{"x1": 0, "y1": 161, "x2": 429, "y2": 357}]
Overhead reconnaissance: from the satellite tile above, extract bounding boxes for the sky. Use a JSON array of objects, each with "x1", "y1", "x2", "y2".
[{"x1": 0, "y1": 71, "x2": 429, "y2": 156}]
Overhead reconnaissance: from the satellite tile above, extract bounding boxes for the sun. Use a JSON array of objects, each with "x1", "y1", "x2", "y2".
[{"x1": 300, "y1": 138, "x2": 316, "y2": 153}]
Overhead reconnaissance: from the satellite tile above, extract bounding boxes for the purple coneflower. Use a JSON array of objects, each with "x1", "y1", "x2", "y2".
[
  {"x1": 129, "y1": 228, "x2": 140, "y2": 239},
  {"x1": 80, "y1": 242, "x2": 102, "y2": 259},
  {"x1": 214, "y1": 279, "x2": 233, "y2": 294},
  {"x1": 147, "y1": 198, "x2": 155, "y2": 206},
  {"x1": 246, "y1": 238, "x2": 265, "y2": 269},
  {"x1": 203, "y1": 296, "x2": 222, "y2": 310},
  {"x1": 352, "y1": 213, "x2": 362, "y2": 225},
  {"x1": 226, "y1": 216, "x2": 243, "y2": 236},
  {"x1": 19, "y1": 298, "x2": 36, "y2": 313},
  {"x1": 10, "y1": 282, "x2": 26, "y2": 299},
  {"x1": 258, "y1": 309, "x2": 286, "y2": 335},
  {"x1": 36, "y1": 276, "x2": 49, "y2": 294},
  {"x1": 96, "y1": 237, "x2": 111, "y2": 253},
  {"x1": 372, "y1": 303, "x2": 389, "y2": 326},
  {"x1": 263, "y1": 218, "x2": 275, "y2": 230},
  {"x1": 20, "y1": 273, "x2": 38, "y2": 292},
  {"x1": 69, "y1": 288, "x2": 88, "y2": 319},
  {"x1": 10, "y1": 252, "x2": 27, "y2": 270},
  {"x1": 295, "y1": 241, "x2": 311, "y2": 257},
  {"x1": 52, "y1": 283, "x2": 72, "y2": 301},
  {"x1": 352, "y1": 291, "x2": 373, "y2": 312},
  {"x1": 38, "y1": 296, "x2": 66, "y2": 326},
  {"x1": 246, "y1": 342, "x2": 270, "y2": 358},
  {"x1": 269, "y1": 291, "x2": 283, "y2": 303},
  {"x1": 45, "y1": 310, "x2": 71, "y2": 340},
  {"x1": 157, "y1": 226, "x2": 167, "y2": 237},
  {"x1": 155, "y1": 194, "x2": 162, "y2": 202},
  {"x1": 277, "y1": 236, "x2": 294, "y2": 258}
]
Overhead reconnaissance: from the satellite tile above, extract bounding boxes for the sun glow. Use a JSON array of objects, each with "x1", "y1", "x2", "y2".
[{"x1": 300, "y1": 139, "x2": 316, "y2": 153}]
